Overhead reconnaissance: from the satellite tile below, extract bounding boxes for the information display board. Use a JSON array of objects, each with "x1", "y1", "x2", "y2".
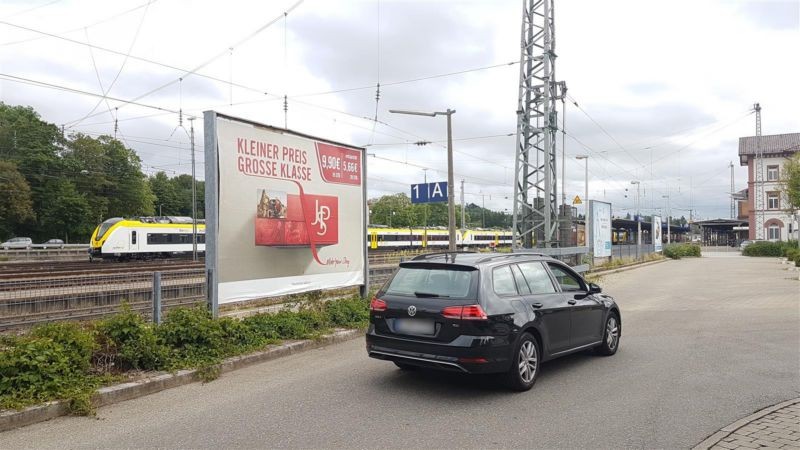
[
  {"x1": 204, "y1": 112, "x2": 367, "y2": 306},
  {"x1": 589, "y1": 200, "x2": 612, "y2": 258},
  {"x1": 653, "y1": 215, "x2": 663, "y2": 252}
]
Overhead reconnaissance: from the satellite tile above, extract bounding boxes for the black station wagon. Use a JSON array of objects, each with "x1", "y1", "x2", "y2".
[{"x1": 366, "y1": 252, "x2": 621, "y2": 391}]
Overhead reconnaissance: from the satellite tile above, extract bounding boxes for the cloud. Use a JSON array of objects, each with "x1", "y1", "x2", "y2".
[{"x1": 739, "y1": 0, "x2": 800, "y2": 30}]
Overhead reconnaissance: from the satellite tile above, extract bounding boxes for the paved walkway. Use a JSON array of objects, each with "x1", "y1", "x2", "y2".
[{"x1": 695, "y1": 398, "x2": 800, "y2": 449}]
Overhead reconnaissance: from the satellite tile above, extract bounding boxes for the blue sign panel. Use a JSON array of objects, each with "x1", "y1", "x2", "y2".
[{"x1": 411, "y1": 181, "x2": 448, "y2": 204}]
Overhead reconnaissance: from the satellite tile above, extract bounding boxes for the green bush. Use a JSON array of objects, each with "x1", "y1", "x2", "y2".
[
  {"x1": 324, "y1": 297, "x2": 370, "y2": 329},
  {"x1": 218, "y1": 316, "x2": 274, "y2": 353},
  {"x1": 663, "y1": 243, "x2": 701, "y2": 259},
  {"x1": 30, "y1": 322, "x2": 96, "y2": 373},
  {"x1": 0, "y1": 336, "x2": 95, "y2": 409},
  {"x1": 157, "y1": 307, "x2": 225, "y2": 361},
  {"x1": 95, "y1": 306, "x2": 168, "y2": 371},
  {"x1": 743, "y1": 241, "x2": 784, "y2": 257}
]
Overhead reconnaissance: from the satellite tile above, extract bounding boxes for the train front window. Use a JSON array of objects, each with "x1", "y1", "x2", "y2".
[{"x1": 96, "y1": 218, "x2": 123, "y2": 240}]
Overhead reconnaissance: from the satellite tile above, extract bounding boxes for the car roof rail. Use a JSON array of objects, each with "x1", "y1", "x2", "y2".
[
  {"x1": 410, "y1": 251, "x2": 477, "y2": 262},
  {"x1": 475, "y1": 252, "x2": 549, "y2": 264}
]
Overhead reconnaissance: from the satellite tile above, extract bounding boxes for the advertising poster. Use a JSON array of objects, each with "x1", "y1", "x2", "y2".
[
  {"x1": 205, "y1": 112, "x2": 366, "y2": 304},
  {"x1": 589, "y1": 200, "x2": 612, "y2": 258},
  {"x1": 653, "y1": 215, "x2": 663, "y2": 252}
]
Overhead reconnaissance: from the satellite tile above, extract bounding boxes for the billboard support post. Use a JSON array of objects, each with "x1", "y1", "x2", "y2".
[
  {"x1": 360, "y1": 149, "x2": 369, "y2": 300},
  {"x1": 203, "y1": 110, "x2": 219, "y2": 317}
]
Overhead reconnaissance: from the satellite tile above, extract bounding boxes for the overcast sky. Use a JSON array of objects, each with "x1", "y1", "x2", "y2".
[{"x1": 1, "y1": 0, "x2": 798, "y2": 221}]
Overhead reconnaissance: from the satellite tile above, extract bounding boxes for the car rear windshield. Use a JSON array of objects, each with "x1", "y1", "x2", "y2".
[{"x1": 384, "y1": 266, "x2": 477, "y2": 299}]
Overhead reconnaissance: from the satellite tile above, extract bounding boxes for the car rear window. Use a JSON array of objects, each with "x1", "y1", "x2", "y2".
[{"x1": 384, "y1": 266, "x2": 476, "y2": 299}]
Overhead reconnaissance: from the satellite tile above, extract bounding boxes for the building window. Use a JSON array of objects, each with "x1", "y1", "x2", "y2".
[
  {"x1": 766, "y1": 165, "x2": 779, "y2": 181},
  {"x1": 767, "y1": 192, "x2": 779, "y2": 210},
  {"x1": 768, "y1": 224, "x2": 780, "y2": 240}
]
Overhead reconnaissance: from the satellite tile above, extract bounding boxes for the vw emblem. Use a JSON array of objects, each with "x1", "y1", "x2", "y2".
[{"x1": 407, "y1": 305, "x2": 417, "y2": 317}]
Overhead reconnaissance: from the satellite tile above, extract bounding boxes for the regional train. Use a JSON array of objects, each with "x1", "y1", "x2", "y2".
[
  {"x1": 367, "y1": 226, "x2": 513, "y2": 249},
  {"x1": 89, "y1": 216, "x2": 205, "y2": 260}
]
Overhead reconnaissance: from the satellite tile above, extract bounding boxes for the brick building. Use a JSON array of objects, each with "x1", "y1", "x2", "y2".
[{"x1": 738, "y1": 132, "x2": 800, "y2": 241}]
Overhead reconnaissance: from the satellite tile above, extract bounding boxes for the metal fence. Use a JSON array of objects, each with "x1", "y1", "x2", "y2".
[
  {"x1": 0, "y1": 269, "x2": 206, "y2": 331},
  {"x1": 610, "y1": 244, "x2": 656, "y2": 260}
]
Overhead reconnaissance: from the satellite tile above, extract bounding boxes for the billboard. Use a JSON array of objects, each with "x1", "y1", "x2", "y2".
[
  {"x1": 653, "y1": 215, "x2": 663, "y2": 252},
  {"x1": 589, "y1": 200, "x2": 612, "y2": 258},
  {"x1": 204, "y1": 112, "x2": 367, "y2": 306}
]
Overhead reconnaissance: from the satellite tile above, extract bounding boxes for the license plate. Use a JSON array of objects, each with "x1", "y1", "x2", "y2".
[{"x1": 395, "y1": 319, "x2": 435, "y2": 336}]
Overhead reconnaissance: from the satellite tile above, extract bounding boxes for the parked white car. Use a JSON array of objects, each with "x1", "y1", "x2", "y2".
[{"x1": 1, "y1": 237, "x2": 33, "y2": 250}]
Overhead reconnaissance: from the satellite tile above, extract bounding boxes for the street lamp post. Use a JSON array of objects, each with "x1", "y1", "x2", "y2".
[
  {"x1": 631, "y1": 181, "x2": 641, "y2": 257},
  {"x1": 390, "y1": 108, "x2": 457, "y2": 251},
  {"x1": 662, "y1": 194, "x2": 671, "y2": 244},
  {"x1": 576, "y1": 155, "x2": 588, "y2": 215}
]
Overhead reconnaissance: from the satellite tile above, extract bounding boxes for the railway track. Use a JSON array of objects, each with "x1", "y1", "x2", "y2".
[{"x1": 0, "y1": 260, "x2": 204, "y2": 281}]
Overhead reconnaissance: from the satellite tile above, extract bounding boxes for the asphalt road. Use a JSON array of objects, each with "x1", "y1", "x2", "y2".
[{"x1": 3, "y1": 255, "x2": 799, "y2": 449}]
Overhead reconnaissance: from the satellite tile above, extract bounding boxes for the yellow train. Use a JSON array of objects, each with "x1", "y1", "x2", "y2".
[
  {"x1": 89, "y1": 216, "x2": 205, "y2": 260},
  {"x1": 367, "y1": 227, "x2": 513, "y2": 250}
]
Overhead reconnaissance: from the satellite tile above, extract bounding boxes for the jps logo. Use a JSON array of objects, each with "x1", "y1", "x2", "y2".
[{"x1": 311, "y1": 199, "x2": 331, "y2": 236}]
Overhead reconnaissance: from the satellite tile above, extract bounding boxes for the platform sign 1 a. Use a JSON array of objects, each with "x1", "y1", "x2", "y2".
[{"x1": 411, "y1": 181, "x2": 448, "y2": 204}]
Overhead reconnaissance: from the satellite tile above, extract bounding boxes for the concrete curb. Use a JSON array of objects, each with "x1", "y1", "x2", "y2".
[
  {"x1": 692, "y1": 397, "x2": 800, "y2": 450},
  {"x1": 588, "y1": 257, "x2": 670, "y2": 278},
  {"x1": 0, "y1": 328, "x2": 364, "y2": 433}
]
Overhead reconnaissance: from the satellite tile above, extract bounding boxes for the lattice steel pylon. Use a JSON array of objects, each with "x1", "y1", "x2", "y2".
[
  {"x1": 753, "y1": 102, "x2": 764, "y2": 239},
  {"x1": 512, "y1": 0, "x2": 567, "y2": 248}
]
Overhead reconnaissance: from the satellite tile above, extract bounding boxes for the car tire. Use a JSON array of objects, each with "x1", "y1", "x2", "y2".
[
  {"x1": 504, "y1": 332, "x2": 540, "y2": 391},
  {"x1": 595, "y1": 313, "x2": 620, "y2": 356},
  {"x1": 393, "y1": 361, "x2": 418, "y2": 371}
]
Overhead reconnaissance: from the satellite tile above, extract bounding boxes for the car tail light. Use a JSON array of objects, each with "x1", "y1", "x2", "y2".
[
  {"x1": 441, "y1": 305, "x2": 488, "y2": 320},
  {"x1": 459, "y1": 357, "x2": 488, "y2": 364},
  {"x1": 441, "y1": 306, "x2": 463, "y2": 319},
  {"x1": 369, "y1": 297, "x2": 387, "y2": 312}
]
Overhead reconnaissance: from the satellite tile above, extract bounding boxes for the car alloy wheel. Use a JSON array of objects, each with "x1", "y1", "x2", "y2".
[
  {"x1": 518, "y1": 340, "x2": 538, "y2": 384},
  {"x1": 606, "y1": 316, "x2": 619, "y2": 351},
  {"x1": 595, "y1": 313, "x2": 620, "y2": 356},
  {"x1": 505, "y1": 333, "x2": 539, "y2": 391}
]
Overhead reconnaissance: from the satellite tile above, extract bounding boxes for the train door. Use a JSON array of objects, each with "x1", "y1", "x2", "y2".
[
  {"x1": 370, "y1": 230, "x2": 378, "y2": 249},
  {"x1": 422, "y1": 229, "x2": 427, "y2": 248},
  {"x1": 130, "y1": 230, "x2": 139, "y2": 254}
]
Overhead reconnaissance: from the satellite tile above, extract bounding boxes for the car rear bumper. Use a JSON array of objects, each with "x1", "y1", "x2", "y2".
[{"x1": 366, "y1": 326, "x2": 512, "y2": 374}]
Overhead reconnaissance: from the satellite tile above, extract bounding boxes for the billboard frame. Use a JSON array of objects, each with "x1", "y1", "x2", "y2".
[{"x1": 203, "y1": 111, "x2": 369, "y2": 317}]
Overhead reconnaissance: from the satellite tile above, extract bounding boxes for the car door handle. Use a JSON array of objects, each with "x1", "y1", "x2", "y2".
[
  {"x1": 531, "y1": 302, "x2": 543, "y2": 309},
  {"x1": 567, "y1": 299, "x2": 577, "y2": 305}
]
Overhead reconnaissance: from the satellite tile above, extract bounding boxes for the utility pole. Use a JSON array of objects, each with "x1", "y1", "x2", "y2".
[
  {"x1": 631, "y1": 181, "x2": 641, "y2": 256},
  {"x1": 729, "y1": 161, "x2": 735, "y2": 219},
  {"x1": 189, "y1": 117, "x2": 198, "y2": 261},
  {"x1": 460, "y1": 179, "x2": 465, "y2": 232},
  {"x1": 662, "y1": 193, "x2": 671, "y2": 244},
  {"x1": 753, "y1": 102, "x2": 764, "y2": 240},
  {"x1": 423, "y1": 169, "x2": 428, "y2": 242},
  {"x1": 512, "y1": 0, "x2": 567, "y2": 249},
  {"x1": 482, "y1": 194, "x2": 486, "y2": 228}
]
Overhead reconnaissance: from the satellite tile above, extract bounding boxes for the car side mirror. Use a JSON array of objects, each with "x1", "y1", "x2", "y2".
[{"x1": 588, "y1": 283, "x2": 602, "y2": 294}]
